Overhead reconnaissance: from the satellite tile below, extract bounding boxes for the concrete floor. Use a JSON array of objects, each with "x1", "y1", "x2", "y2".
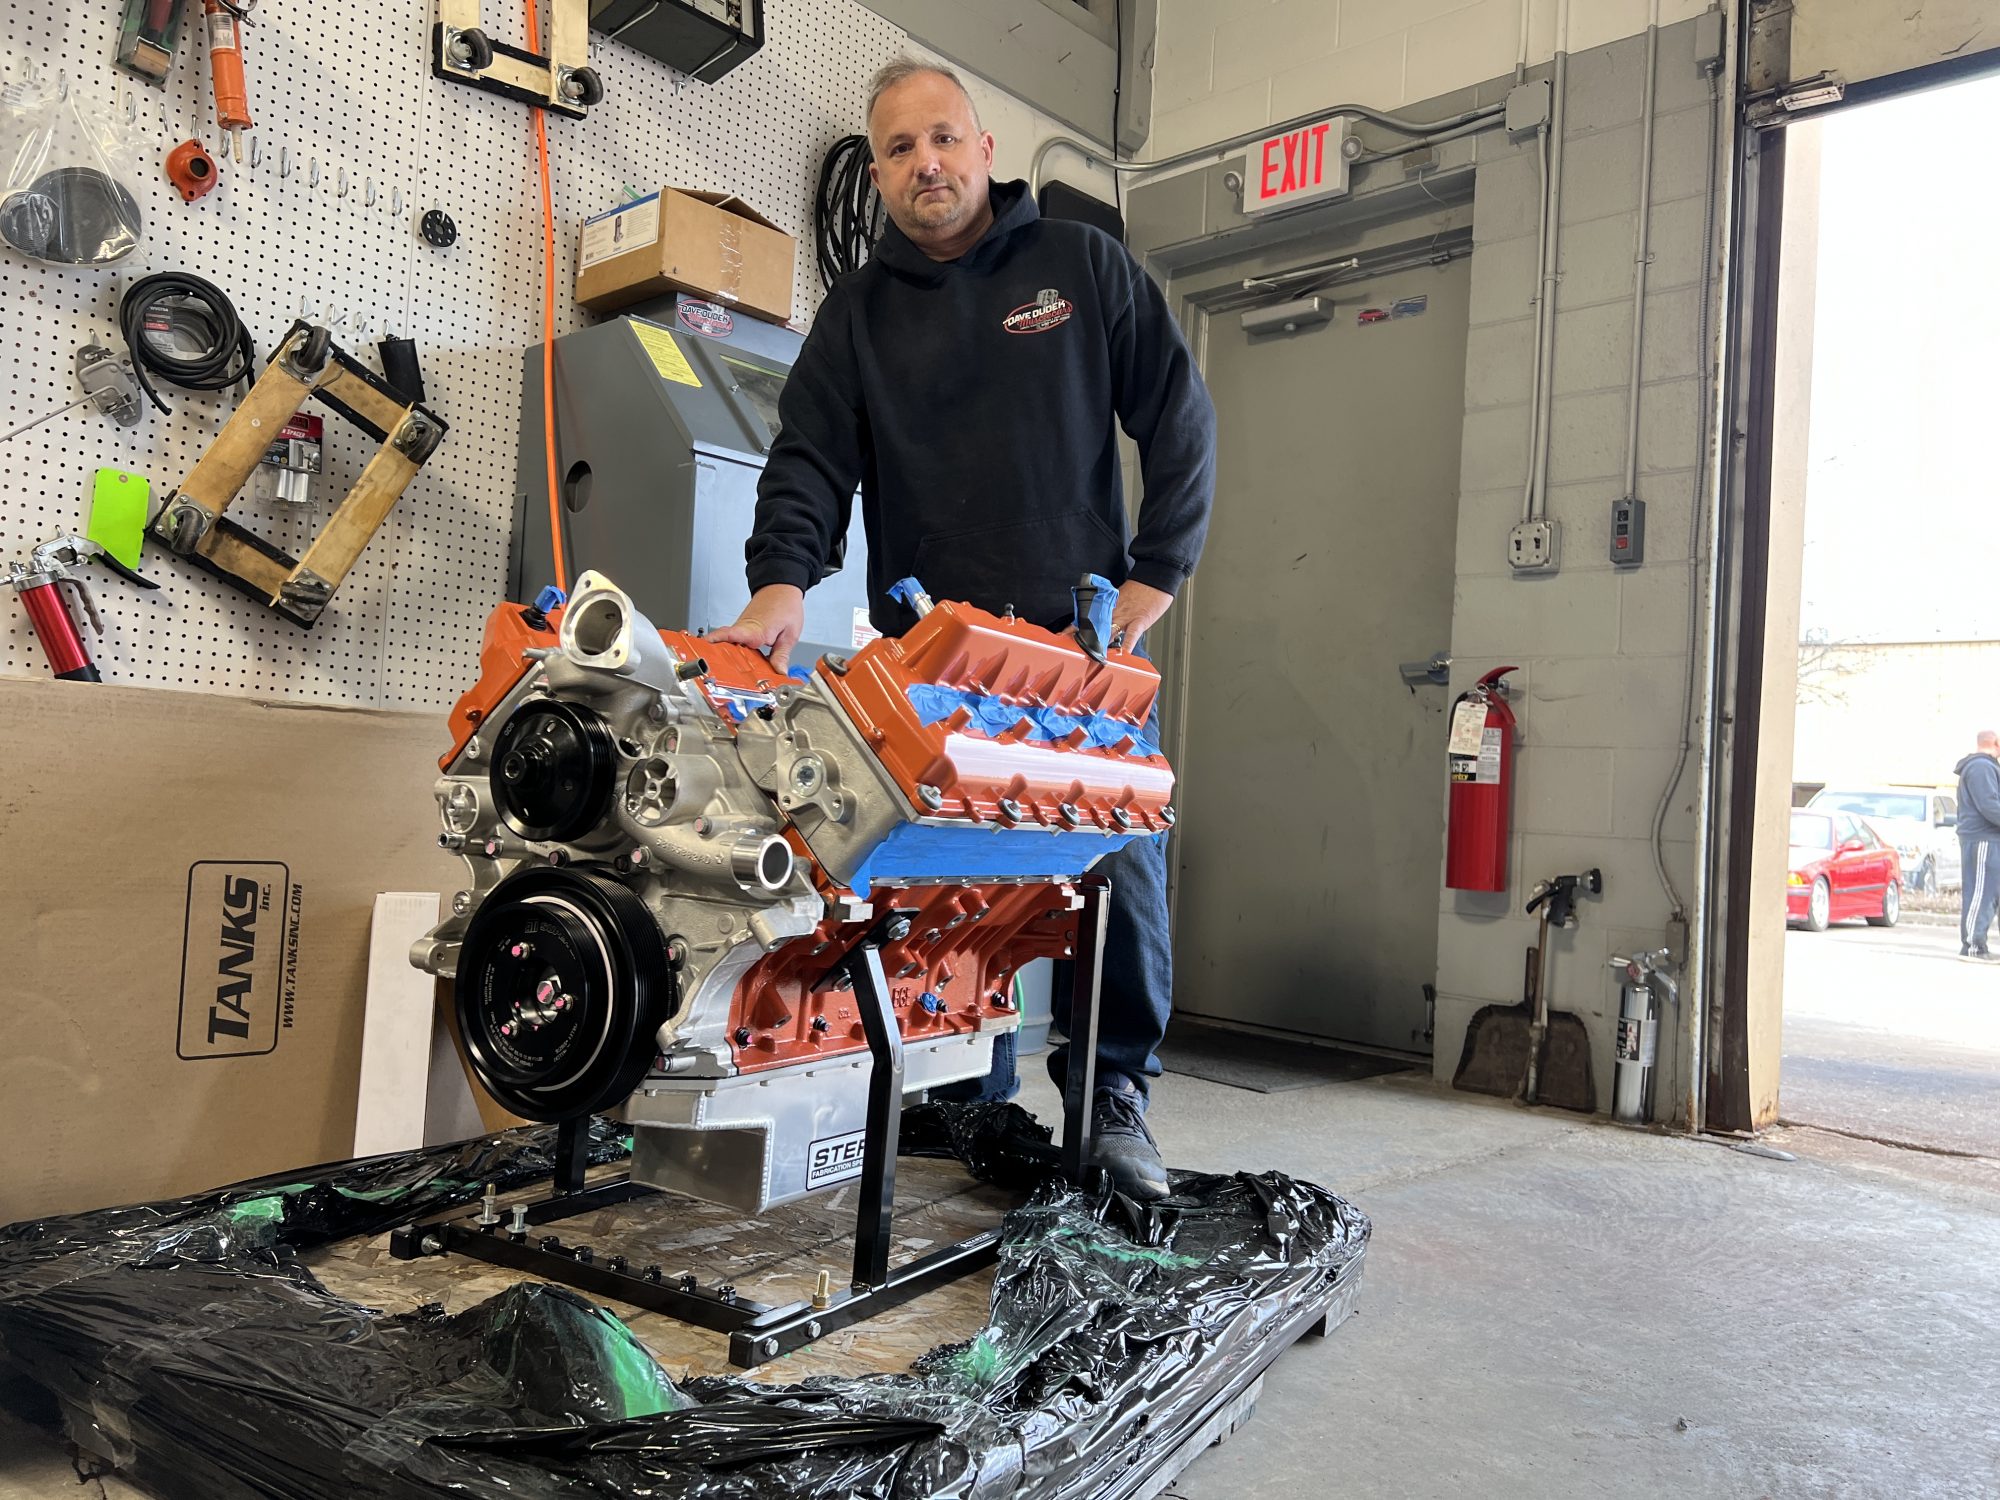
[
  {"x1": 1782, "y1": 923, "x2": 2000, "y2": 1156},
  {"x1": 4, "y1": 1068, "x2": 1998, "y2": 1498}
]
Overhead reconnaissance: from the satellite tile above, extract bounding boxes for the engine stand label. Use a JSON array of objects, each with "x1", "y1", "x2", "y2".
[{"x1": 807, "y1": 1128, "x2": 869, "y2": 1190}]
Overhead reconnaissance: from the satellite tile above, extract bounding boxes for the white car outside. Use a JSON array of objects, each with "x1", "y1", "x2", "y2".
[{"x1": 1806, "y1": 786, "x2": 1961, "y2": 893}]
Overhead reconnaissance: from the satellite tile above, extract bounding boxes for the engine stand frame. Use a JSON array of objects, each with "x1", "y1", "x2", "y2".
[{"x1": 390, "y1": 876, "x2": 1111, "y2": 1369}]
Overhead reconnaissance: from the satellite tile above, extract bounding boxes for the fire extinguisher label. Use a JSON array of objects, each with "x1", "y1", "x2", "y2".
[
  {"x1": 1616, "y1": 1016, "x2": 1656, "y2": 1066},
  {"x1": 1475, "y1": 726, "x2": 1503, "y2": 784},
  {"x1": 1447, "y1": 700, "x2": 1487, "y2": 756}
]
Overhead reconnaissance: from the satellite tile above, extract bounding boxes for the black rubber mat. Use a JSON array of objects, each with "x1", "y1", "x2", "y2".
[{"x1": 1157, "y1": 1020, "x2": 1417, "y2": 1094}]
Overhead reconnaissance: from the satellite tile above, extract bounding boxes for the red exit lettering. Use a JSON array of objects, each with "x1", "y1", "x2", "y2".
[{"x1": 1255, "y1": 120, "x2": 1337, "y2": 206}]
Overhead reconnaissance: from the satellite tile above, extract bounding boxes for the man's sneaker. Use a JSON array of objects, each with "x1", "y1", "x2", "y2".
[{"x1": 1089, "y1": 1080, "x2": 1169, "y2": 1201}]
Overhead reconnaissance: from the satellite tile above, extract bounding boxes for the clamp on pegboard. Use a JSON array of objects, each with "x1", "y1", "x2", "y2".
[
  {"x1": 151, "y1": 321, "x2": 447, "y2": 628},
  {"x1": 433, "y1": 0, "x2": 604, "y2": 117}
]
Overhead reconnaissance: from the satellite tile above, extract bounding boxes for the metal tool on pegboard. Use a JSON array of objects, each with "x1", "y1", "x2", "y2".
[
  {"x1": 203, "y1": 0, "x2": 255, "y2": 162},
  {"x1": 151, "y1": 321, "x2": 447, "y2": 627},
  {"x1": 432, "y1": 0, "x2": 603, "y2": 116},
  {"x1": 3, "y1": 534, "x2": 158, "y2": 682}
]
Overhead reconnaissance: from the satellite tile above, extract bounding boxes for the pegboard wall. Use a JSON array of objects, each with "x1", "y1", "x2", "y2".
[{"x1": 0, "y1": 0, "x2": 1072, "y2": 710}]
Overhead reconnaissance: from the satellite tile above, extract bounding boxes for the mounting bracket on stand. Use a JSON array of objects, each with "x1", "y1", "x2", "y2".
[
  {"x1": 391, "y1": 876, "x2": 1113, "y2": 1369},
  {"x1": 433, "y1": 0, "x2": 604, "y2": 117}
]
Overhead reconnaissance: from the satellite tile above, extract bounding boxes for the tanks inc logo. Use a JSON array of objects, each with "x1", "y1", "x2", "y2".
[
  {"x1": 177, "y1": 861, "x2": 301, "y2": 1059},
  {"x1": 1003, "y1": 287, "x2": 1073, "y2": 335}
]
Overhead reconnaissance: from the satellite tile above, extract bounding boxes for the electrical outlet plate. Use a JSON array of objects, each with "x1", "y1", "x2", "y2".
[{"x1": 1508, "y1": 519, "x2": 1560, "y2": 572}]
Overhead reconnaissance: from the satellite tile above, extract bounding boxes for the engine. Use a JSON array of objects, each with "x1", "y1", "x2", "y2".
[{"x1": 411, "y1": 570, "x2": 1175, "y2": 1212}]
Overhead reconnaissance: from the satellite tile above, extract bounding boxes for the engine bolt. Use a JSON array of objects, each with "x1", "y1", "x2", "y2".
[
  {"x1": 439, "y1": 832, "x2": 466, "y2": 850},
  {"x1": 643, "y1": 1264, "x2": 663, "y2": 1282},
  {"x1": 481, "y1": 837, "x2": 504, "y2": 858},
  {"x1": 919, "y1": 992, "x2": 944, "y2": 1015},
  {"x1": 574, "y1": 1246, "x2": 594, "y2": 1264},
  {"x1": 1112, "y1": 807, "x2": 1134, "y2": 828},
  {"x1": 992, "y1": 990, "x2": 1014, "y2": 1009},
  {"x1": 606, "y1": 1255, "x2": 627, "y2": 1273},
  {"x1": 916, "y1": 783, "x2": 943, "y2": 811},
  {"x1": 452, "y1": 890, "x2": 474, "y2": 915},
  {"x1": 547, "y1": 847, "x2": 572, "y2": 867},
  {"x1": 886, "y1": 916, "x2": 912, "y2": 943},
  {"x1": 1058, "y1": 802, "x2": 1080, "y2": 824},
  {"x1": 508, "y1": 941, "x2": 534, "y2": 960},
  {"x1": 535, "y1": 979, "x2": 557, "y2": 1003},
  {"x1": 499, "y1": 1022, "x2": 514, "y2": 1036},
  {"x1": 998, "y1": 798, "x2": 1024, "y2": 823},
  {"x1": 810, "y1": 1015, "x2": 829, "y2": 1032},
  {"x1": 1161, "y1": 805, "x2": 1177, "y2": 826},
  {"x1": 509, "y1": 1204, "x2": 528, "y2": 1235},
  {"x1": 717, "y1": 1283, "x2": 738, "y2": 1304},
  {"x1": 680, "y1": 1273, "x2": 699, "y2": 1292},
  {"x1": 666, "y1": 937, "x2": 689, "y2": 967},
  {"x1": 541, "y1": 1236, "x2": 563, "y2": 1252},
  {"x1": 733, "y1": 1027, "x2": 751, "y2": 1046},
  {"x1": 552, "y1": 995, "x2": 568, "y2": 1011}
]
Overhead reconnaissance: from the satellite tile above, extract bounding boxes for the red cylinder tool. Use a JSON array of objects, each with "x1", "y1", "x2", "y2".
[
  {"x1": 1445, "y1": 666, "x2": 1519, "y2": 893},
  {"x1": 3, "y1": 535, "x2": 158, "y2": 683}
]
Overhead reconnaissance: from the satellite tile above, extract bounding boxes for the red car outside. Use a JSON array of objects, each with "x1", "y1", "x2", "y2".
[{"x1": 1787, "y1": 810, "x2": 1902, "y2": 931}]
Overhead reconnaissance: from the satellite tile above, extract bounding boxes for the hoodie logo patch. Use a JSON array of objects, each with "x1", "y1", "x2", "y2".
[{"x1": 1003, "y1": 288, "x2": 1073, "y2": 335}]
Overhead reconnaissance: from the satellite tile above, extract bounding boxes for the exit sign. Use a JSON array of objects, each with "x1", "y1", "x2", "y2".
[{"x1": 1246, "y1": 116, "x2": 1349, "y2": 214}]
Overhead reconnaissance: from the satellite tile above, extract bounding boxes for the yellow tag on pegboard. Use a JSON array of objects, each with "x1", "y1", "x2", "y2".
[{"x1": 629, "y1": 321, "x2": 701, "y2": 388}]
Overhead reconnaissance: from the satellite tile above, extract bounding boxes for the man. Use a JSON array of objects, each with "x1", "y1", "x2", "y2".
[
  {"x1": 1953, "y1": 731, "x2": 2000, "y2": 961},
  {"x1": 710, "y1": 58, "x2": 1215, "y2": 1199}
]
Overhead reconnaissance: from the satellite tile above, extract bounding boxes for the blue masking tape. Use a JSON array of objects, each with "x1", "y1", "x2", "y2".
[
  {"x1": 905, "y1": 683, "x2": 1160, "y2": 757},
  {"x1": 1073, "y1": 572, "x2": 1117, "y2": 645}
]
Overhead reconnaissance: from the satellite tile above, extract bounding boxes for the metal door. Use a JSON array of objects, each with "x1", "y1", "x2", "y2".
[{"x1": 1171, "y1": 258, "x2": 1470, "y2": 1053}]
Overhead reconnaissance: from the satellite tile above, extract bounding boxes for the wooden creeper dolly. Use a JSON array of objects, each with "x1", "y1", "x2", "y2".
[{"x1": 152, "y1": 322, "x2": 447, "y2": 627}]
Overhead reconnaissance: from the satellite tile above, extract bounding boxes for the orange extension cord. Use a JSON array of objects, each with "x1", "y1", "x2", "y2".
[{"x1": 524, "y1": 0, "x2": 566, "y2": 594}]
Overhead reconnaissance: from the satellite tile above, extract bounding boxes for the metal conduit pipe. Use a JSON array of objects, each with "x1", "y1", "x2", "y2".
[
  {"x1": 1525, "y1": 0, "x2": 1573, "y2": 521},
  {"x1": 1622, "y1": 4, "x2": 1663, "y2": 501},
  {"x1": 1028, "y1": 99, "x2": 1506, "y2": 195},
  {"x1": 1351, "y1": 114, "x2": 1505, "y2": 166}
]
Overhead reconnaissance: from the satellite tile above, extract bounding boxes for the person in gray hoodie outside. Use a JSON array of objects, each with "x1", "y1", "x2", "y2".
[{"x1": 1952, "y1": 730, "x2": 2000, "y2": 960}]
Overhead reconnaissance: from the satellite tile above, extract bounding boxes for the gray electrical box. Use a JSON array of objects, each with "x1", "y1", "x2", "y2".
[
  {"x1": 513, "y1": 293, "x2": 871, "y2": 664},
  {"x1": 1610, "y1": 497, "x2": 1645, "y2": 566}
]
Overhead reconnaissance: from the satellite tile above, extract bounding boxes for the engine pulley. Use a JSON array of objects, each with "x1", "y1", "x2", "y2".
[
  {"x1": 490, "y1": 699, "x2": 615, "y2": 842},
  {"x1": 455, "y1": 866, "x2": 674, "y2": 1120}
]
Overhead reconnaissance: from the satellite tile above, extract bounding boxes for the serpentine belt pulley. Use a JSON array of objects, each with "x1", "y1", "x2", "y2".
[
  {"x1": 490, "y1": 700, "x2": 615, "y2": 842},
  {"x1": 454, "y1": 866, "x2": 675, "y2": 1120}
]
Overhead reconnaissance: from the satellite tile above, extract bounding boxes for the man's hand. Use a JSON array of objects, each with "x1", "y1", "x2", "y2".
[
  {"x1": 708, "y1": 584, "x2": 806, "y2": 674},
  {"x1": 1110, "y1": 579, "x2": 1174, "y2": 651}
]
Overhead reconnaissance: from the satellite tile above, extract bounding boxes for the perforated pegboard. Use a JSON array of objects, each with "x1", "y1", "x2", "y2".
[{"x1": 0, "y1": 0, "x2": 913, "y2": 708}]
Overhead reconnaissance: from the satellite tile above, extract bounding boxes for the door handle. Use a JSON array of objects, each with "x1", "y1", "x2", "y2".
[{"x1": 1398, "y1": 651, "x2": 1451, "y2": 690}]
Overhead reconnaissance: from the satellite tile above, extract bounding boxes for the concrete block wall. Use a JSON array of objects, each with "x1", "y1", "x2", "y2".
[
  {"x1": 1149, "y1": 0, "x2": 1712, "y2": 159},
  {"x1": 1436, "y1": 19, "x2": 1719, "y2": 1118}
]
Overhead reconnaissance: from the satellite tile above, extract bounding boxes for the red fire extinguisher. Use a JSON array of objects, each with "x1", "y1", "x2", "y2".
[{"x1": 1446, "y1": 666, "x2": 1519, "y2": 892}]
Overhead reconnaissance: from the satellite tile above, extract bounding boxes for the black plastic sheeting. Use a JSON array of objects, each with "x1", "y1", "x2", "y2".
[{"x1": 0, "y1": 1105, "x2": 1369, "y2": 1499}]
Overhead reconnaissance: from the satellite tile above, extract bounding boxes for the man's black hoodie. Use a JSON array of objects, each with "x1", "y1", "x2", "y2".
[
  {"x1": 1955, "y1": 752, "x2": 2000, "y2": 841},
  {"x1": 746, "y1": 179, "x2": 1216, "y2": 636}
]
